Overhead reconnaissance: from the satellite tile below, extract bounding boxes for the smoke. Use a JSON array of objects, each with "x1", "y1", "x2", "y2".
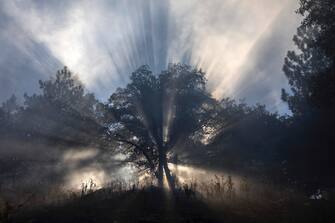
[
  {"x1": 0, "y1": 137, "x2": 135, "y2": 199},
  {"x1": 0, "y1": 0, "x2": 300, "y2": 113}
]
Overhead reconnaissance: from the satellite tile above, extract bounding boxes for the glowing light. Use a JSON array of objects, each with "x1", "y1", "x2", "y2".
[
  {"x1": 2, "y1": 0, "x2": 299, "y2": 110},
  {"x1": 61, "y1": 149, "x2": 139, "y2": 190},
  {"x1": 63, "y1": 149, "x2": 98, "y2": 163},
  {"x1": 168, "y1": 163, "x2": 246, "y2": 194},
  {"x1": 65, "y1": 167, "x2": 107, "y2": 190}
]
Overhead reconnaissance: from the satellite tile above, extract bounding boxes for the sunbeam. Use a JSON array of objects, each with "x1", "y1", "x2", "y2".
[
  {"x1": 1, "y1": 1, "x2": 335, "y2": 222},
  {"x1": 0, "y1": 0, "x2": 299, "y2": 113}
]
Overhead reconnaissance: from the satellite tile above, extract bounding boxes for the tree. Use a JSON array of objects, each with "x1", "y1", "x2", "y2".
[
  {"x1": 20, "y1": 67, "x2": 102, "y2": 145},
  {"x1": 103, "y1": 64, "x2": 212, "y2": 188},
  {"x1": 298, "y1": 0, "x2": 335, "y2": 62},
  {"x1": 280, "y1": 0, "x2": 335, "y2": 188},
  {"x1": 282, "y1": 0, "x2": 335, "y2": 115},
  {"x1": 281, "y1": 25, "x2": 331, "y2": 116},
  {"x1": 203, "y1": 99, "x2": 285, "y2": 174},
  {"x1": 0, "y1": 94, "x2": 20, "y2": 136}
]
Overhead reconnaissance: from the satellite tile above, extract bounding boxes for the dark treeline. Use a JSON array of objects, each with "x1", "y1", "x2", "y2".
[{"x1": 1, "y1": 0, "x2": 334, "y2": 193}]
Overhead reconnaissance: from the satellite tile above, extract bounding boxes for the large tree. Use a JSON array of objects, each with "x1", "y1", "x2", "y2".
[
  {"x1": 281, "y1": 0, "x2": 335, "y2": 187},
  {"x1": 19, "y1": 67, "x2": 102, "y2": 145},
  {"x1": 298, "y1": 0, "x2": 335, "y2": 62},
  {"x1": 282, "y1": 0, "x2": 335, "y2": 115},
  {"x1": 281, "y1": 25, "x2": 331, "y2": 116},
  {"x1": 188, "y1": 98, "x2": 286, "y2": 178},
  {"x1": 103, "y1": 64, "x2": 212, "y2": 188}
]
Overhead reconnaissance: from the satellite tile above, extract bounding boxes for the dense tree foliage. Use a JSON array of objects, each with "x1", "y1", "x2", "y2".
[
  {"x1": 102, "y1": 64, "x2": 213, "y2": 188},
  {"x1": 280, "y1": 0, "x2": 335, "y2": 189},
  {"x1": 0, "y1": 67, "x2": 103, "y2": 146},
  {"x1": 281, "y1": 25, "x2": 331, "y2": 115},
  {"x1": 299, "y1": 0, "x2": 335, "y2": 62},
  {"x1": 283, "y1": 0, "x2": 335, "y2": 112}
]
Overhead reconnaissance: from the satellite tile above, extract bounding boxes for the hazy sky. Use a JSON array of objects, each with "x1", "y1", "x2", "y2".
[{"x1": 0, "y1": 0, "x2": 300, "y2": 114}]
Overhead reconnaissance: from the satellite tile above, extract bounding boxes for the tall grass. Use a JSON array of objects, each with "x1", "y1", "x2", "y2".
[{"x1": 1, "y1": 173, "x2": 333, "y2": 223}]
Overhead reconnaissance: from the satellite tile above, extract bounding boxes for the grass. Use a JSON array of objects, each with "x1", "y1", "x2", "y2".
[
  {"x1": 8, "y1": 187, "x2": 220, "y2": 223},
  {"x1": 1, "y1": 176, "x2": 335, "y2": 223}
]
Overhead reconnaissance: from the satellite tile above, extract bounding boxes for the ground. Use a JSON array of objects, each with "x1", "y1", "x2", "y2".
[{"x1": 4, "y1": 186, "x2": 335, "y2": 223}]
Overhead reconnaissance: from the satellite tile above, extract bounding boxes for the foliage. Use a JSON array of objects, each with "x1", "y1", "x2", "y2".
[
  {"x1": 280, "y1": 0, "x2": 335, "y2": 188},
  {"x1": 103, "y1": 64, "x2": 212, "y2": 187},
  {"x1": 17, "y1": 67, "x2": 103, "y2": 145},
  {"x1": 281, "y1": 25, "x2": 331, "y2": 115}
]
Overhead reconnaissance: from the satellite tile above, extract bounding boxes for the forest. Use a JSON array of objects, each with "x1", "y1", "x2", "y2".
[{"x1": 0, "y1": 0, "x2": 335, "y2": 222}]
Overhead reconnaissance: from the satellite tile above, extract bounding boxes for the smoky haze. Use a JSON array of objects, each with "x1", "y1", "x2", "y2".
[
  {"x1": 1, "y1": 0, "x2": 335, "y2": 222},
  {"x1": 0, "y1": 0, "x2": 299, "y2": 113}
]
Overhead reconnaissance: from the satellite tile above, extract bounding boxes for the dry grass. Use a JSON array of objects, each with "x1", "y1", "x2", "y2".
[{"x1": 1, "y1": 175, "x2": 335, "y2": 223}]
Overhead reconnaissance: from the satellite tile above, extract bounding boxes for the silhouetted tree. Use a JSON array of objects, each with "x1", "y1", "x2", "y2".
[
  {"x1": 19, "y1": 67, "x2": 102, "y2": 145},
  {"x1": 283, "y1": 0, "x2": 335, "y2": 113},
  {"x1": 298, "y1": 0, "x2": 335, "y2": 62},
  {"x1": 281, "y1": 25, "x2": 331, "y2": 116},
  {"x1": 0, "y1": 95, "x2": 20, "y2": 136},
  {"x1": 182, "y1": 98, "x2": 286, "y2": 178},
  {"x1": 281, "y1": 0, "x2": 335, "y2": 188},
  {"x1": 103, "y1": 64, "x2": 212, "y2": 188}
]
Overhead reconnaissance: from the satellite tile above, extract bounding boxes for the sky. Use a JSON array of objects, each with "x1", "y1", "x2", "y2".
[{"x1": 0, "y1": 0, "x2": 301, "y2": 114}]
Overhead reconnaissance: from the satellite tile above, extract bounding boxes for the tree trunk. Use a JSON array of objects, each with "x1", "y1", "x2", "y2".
[
  {"x1": 157, "y1": 145, "x2": 174, "y2": 189},
  {"x1": 157, "y1": 154, "x2": 164, "y2": 188},
  {"x1": 163, "y1": 157, "x2": 175, "y2": 190}
]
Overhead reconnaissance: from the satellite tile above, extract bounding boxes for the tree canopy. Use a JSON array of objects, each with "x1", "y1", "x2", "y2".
[
  {"x1": 17, "y1": 67, "x2": 102, "y2": 145},
  {"x1": 280, "y1": 0, "x2": 335, "y2": 188},
  {"x1": 103, "y1": 64, "x2": 213, "y2": 188}
]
